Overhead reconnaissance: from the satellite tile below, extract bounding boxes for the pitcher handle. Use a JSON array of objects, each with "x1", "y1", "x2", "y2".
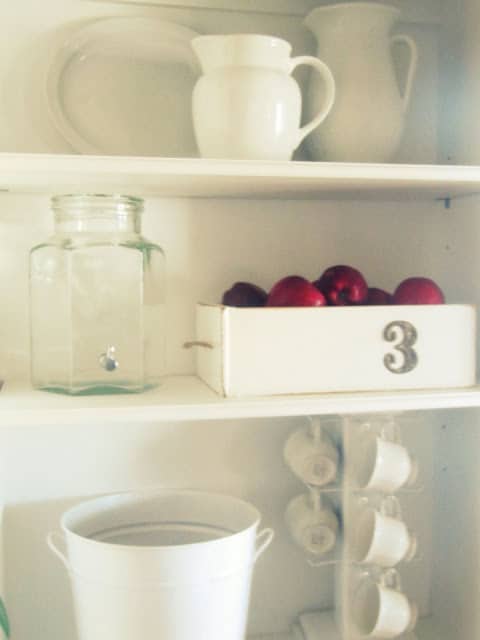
[
  {"x1": 254, "y1": 528, "x2": 275, "y2": 561},
  {"x1": 391, "y1": 34, "x2": 418, "y2": 113},
  {"x1": 47, "y1": 531, "x2": 70, "y2": 571},
  {"x1": 289, "y1": 56, "x2": 335, "y2": 147}
]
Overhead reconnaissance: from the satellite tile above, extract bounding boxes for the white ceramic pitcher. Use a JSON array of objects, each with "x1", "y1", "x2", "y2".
[
  {"x1": 305, "y1": 3, "x2": 418, "y2": 162},
  {"x1": 192, "y1": 34, "x2": 335, "y2": 160}
]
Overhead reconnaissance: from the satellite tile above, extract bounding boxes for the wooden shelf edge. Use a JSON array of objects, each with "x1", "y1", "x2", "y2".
[
  {"x1": 82, "y1": 0, "x2": 441, "y2": 23},
  {"x1": 0, "y1": 376, "x2": 479, "y2": 426},
  {"x1": 0, "y1": 154, "x2": 480, "y2": 200}
]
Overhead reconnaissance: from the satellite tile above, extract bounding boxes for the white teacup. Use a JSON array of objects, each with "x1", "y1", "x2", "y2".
[
  {"x1": 355, "y1": 432, "x2": 417, "y2": 493},
  {"x1": 353, "y1": 498, "x2": 417, "y2": 567},
  {"x1": 285, "y1": 492, "x2": 339, "y2": 556},
  {"x1": 284, "y1": 424, "x2": 339, "y2": 486},
  {"x1": 352, "y1": 570, "x2": 417, "y2": 639}
]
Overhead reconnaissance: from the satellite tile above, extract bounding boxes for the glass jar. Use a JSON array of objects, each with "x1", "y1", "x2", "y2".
[{"x1": 29, "y1": 194, "x2": 166, "y2": 395}]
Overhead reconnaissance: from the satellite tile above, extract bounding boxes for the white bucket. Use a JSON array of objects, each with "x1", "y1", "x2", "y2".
[{"x1": 47, "y1": 489, "x2": 274, "y2": 640}]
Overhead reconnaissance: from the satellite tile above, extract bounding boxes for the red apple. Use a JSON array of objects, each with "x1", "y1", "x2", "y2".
[
  {"x1": 314, "y1": 265, "x2": 368, "y2": 306},
  {"x1": 222, "y1": 281, "x2": 268, "y2": 307},
  {"x1": 366, "y1": 287, "x2": 392, "y2": 305},
  {"x1": 393, "y1": 277, "x2": 445, "y2": 304},
  {"x1": 266, "y1": 275, "x2": 327, "y2": 307}
]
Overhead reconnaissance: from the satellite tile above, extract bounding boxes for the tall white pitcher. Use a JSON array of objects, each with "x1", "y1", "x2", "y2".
[
  {"x1": 192, "y1": 34, "x2": 335, "y2": 160},
  {"x1": 305, "y1": 2, "x2": 417, "y2": 162}
]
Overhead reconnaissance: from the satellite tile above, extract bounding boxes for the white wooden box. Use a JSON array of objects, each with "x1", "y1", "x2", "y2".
[{"x1": 195, "y1": 303, "x2": 477, "y2": 397}]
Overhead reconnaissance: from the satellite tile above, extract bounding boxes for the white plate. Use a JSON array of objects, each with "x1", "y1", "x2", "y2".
[
  {"x1": 46, "y1": 17, "x2": 201, "y2": 157},
  {"x1": 3, "y1": 18, "x2": 96, "y2": 153}
]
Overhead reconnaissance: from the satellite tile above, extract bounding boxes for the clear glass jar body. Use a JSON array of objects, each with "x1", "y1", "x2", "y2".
[{"x1": 29, "y1": 195, "x2": 166, "y2": 395}]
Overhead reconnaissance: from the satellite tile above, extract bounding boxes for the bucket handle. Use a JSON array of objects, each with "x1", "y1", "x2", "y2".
[
  {"x1": 255, "y1": 528, "x2": 274, "y2": 562},
  {"x1": 47, "y1": 531, "x2": 70, "y2": 571}
]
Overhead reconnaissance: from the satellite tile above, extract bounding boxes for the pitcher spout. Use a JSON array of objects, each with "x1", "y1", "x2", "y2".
[{"x1": 191, "y1": 35, "x2": 228, "y2": 73}]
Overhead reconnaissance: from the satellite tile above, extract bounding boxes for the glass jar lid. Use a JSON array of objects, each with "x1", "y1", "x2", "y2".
[
  {"x1": 52, "y1": 194, "x2": 144, "y2": 215},
  {"x1": 51, "y1": 194, "x2": 144, "y2": 233}
]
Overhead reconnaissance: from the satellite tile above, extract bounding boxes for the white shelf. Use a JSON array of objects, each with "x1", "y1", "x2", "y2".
[
  {"x1": 83, "y1": 0, "x2": 317, "y2": 16},
  {"x1": 83, "y1": 0, "x2": 440, "y2": 22},
  {"x1": 1, "y1": 153, "x2": 480, "y2": 201},
  {"x1": 1, "y1": 376, "x2": 480, "y2": 426}
]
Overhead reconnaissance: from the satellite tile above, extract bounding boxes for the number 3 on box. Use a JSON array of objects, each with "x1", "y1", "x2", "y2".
[{"x1": 383, "y1": 320, "x2": 418, "y2": 374}]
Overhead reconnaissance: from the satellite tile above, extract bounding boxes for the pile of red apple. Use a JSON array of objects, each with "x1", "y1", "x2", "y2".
[{"x1": 222, "y1": 265, "x2": 445, "y2": 307}]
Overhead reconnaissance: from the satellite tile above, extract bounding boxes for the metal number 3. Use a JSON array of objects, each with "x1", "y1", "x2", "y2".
[{"x1": 383, "y1": 320, "x2": 418, "y2": 374}]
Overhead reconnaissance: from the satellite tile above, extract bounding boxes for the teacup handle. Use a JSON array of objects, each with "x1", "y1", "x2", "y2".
[
  {"x1": 380, "y1": 495, "x2": 402, "y2": 518},
  {"x1": 379, "y1": 414, "x2": 402, "y2": 443},
  {"x1": 254, "y1": 528, "x2": 275, "y2": 561},
  {"x1": 391, "y1": 34, "x2": 418, "y2": 113},
  {"x1": 381, "y1": 567, "x2": 402, "y2": 591},
  {"x1": 308, "y1": 415, "x2": 324, "y2": 447},
  {"x1": 47, "y1": 531, "x2": 70, "y2": 571},
  {"x1": 289, "y1": 56, "x2": 335, "y2": 147}
]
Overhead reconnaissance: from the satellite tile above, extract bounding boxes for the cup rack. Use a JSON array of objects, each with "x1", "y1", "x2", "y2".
[
  {"x1": 283, "y1": 413, "x2": 423, "y2": 637},
  {"x1": 338, "y1": 414, "x2": 422, "y2": 640}
]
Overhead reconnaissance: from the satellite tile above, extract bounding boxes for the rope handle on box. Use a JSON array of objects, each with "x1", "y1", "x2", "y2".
[{"x1": 183, "y1": 341, "x2": 214, "y2": 349}]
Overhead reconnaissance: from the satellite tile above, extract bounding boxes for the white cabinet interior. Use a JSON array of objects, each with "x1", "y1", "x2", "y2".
[{"x1": 1, "y1": 1, "x2": 480, "y2": 640}]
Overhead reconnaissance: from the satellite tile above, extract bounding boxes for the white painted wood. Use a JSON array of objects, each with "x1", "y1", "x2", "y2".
[
  {"x1": 0, "y1": 154, "x2": 480, "y2": 200},
  {"x1": 428, "y1": 409, "x2": 480, "y2": 640},
  {"x1": 452, "y1": 0, "x2": 480, "y2": 164},
  {"x1": 195, "y1": 304, "x2": 476, "y2": 397},
  {"x1": 2, "y1": 377, "x2": 480, "y2": 426}
]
